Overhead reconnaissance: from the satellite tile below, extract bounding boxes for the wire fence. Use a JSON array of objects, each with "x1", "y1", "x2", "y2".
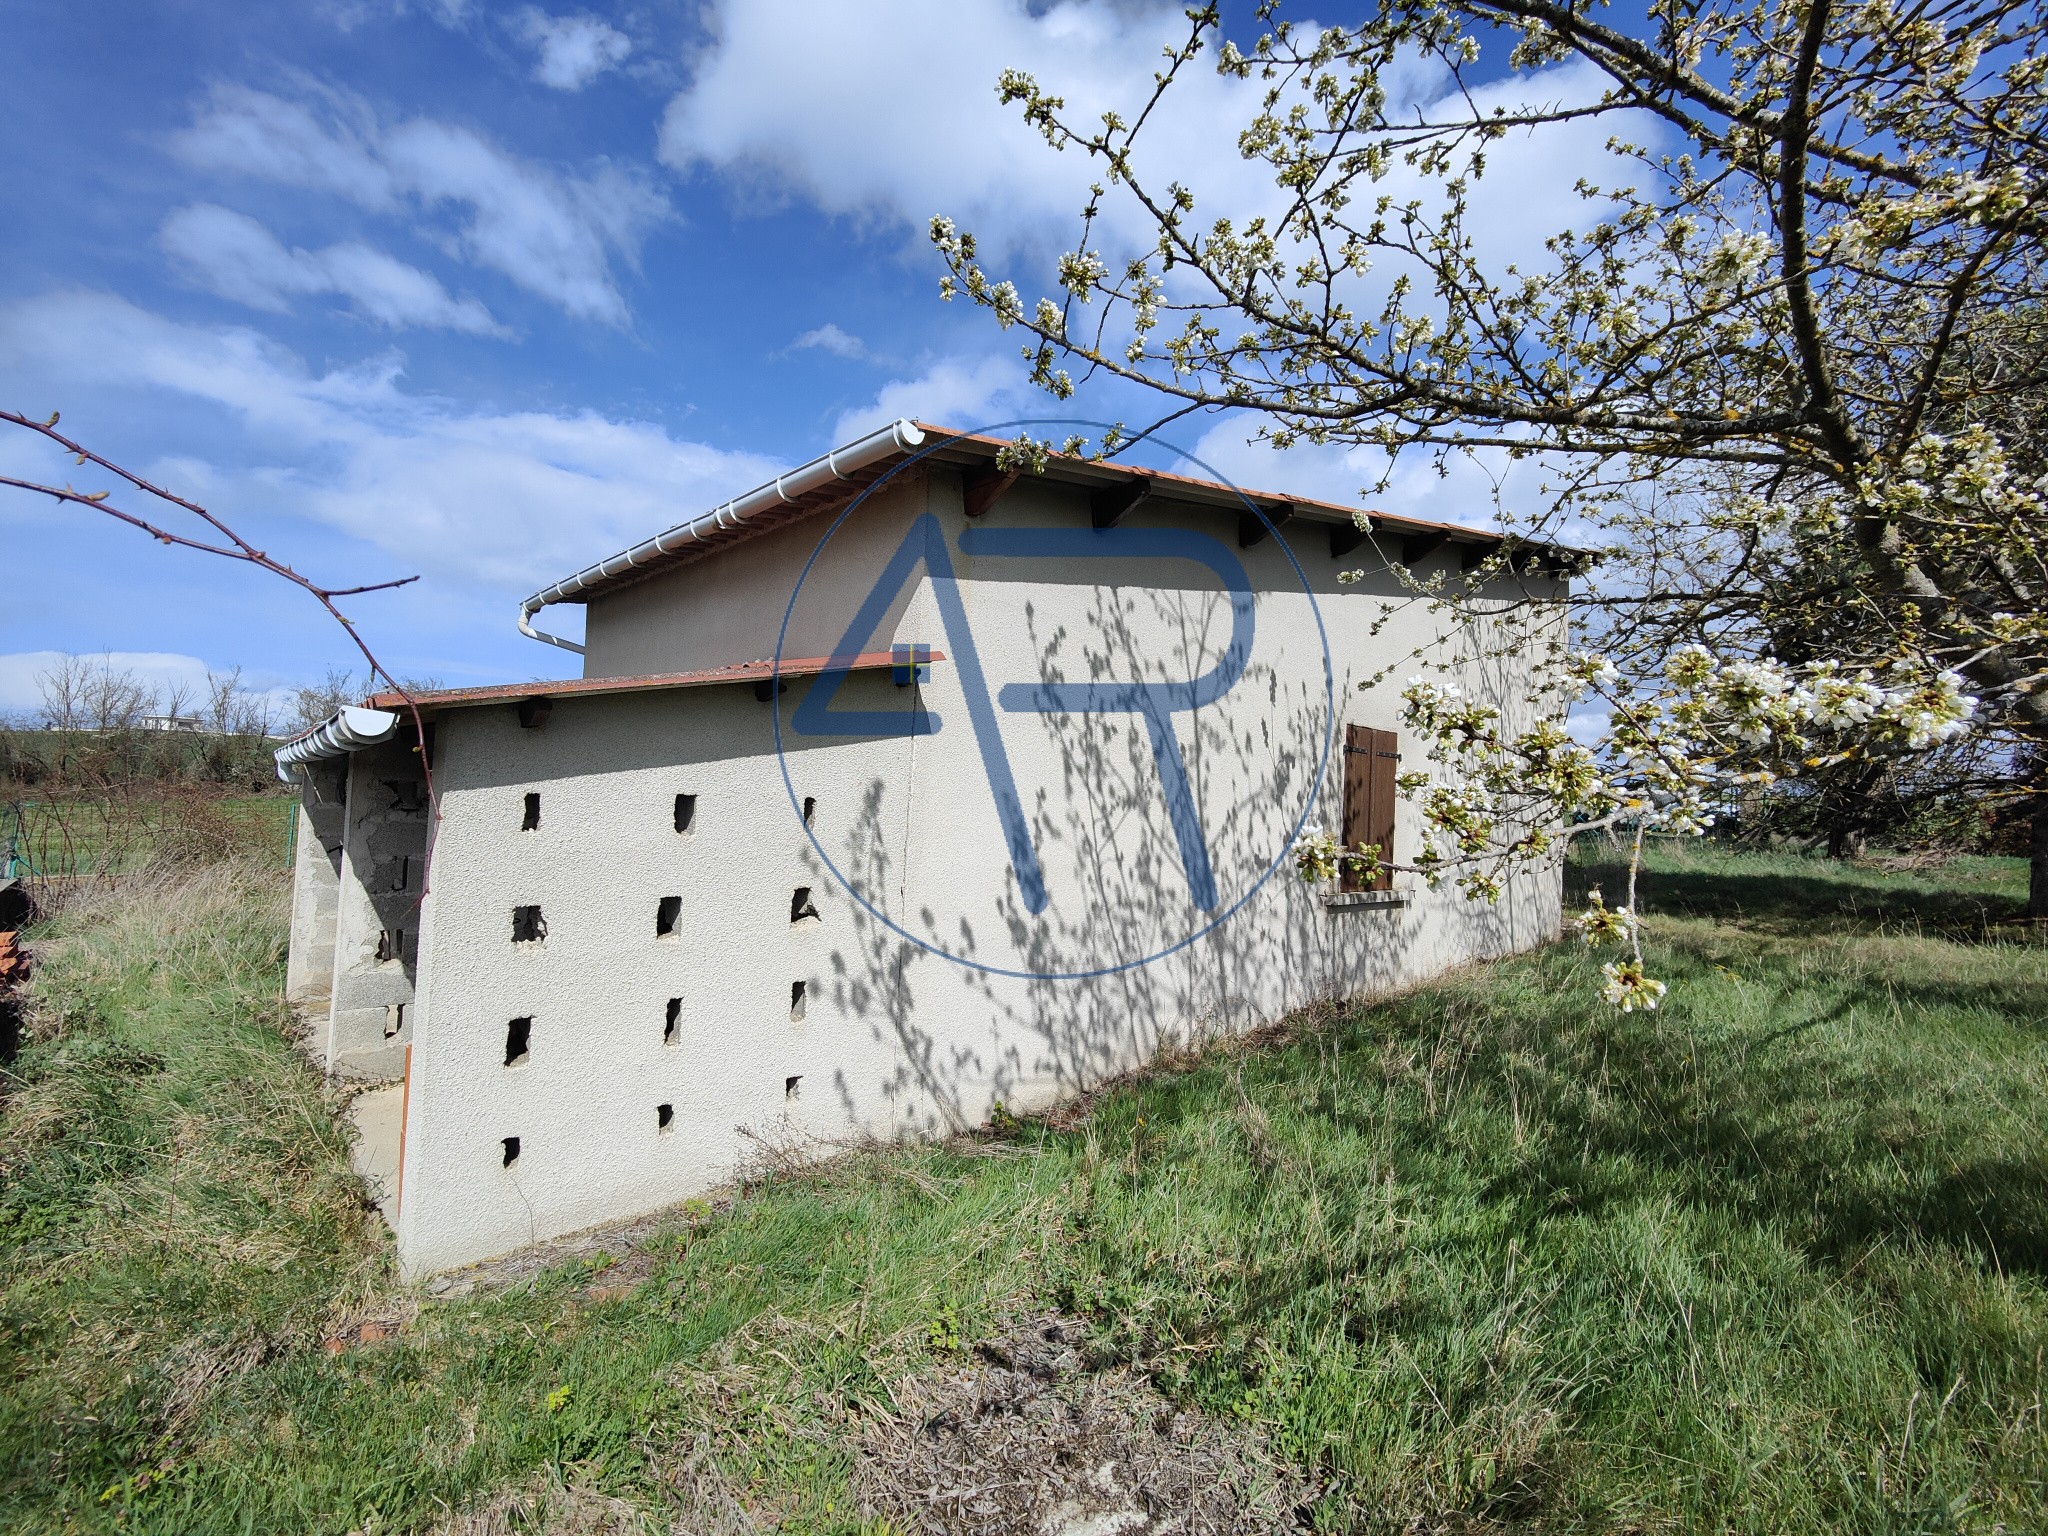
[{"x1": 1, "y1": 789, "x2": 296, "y2": 902}]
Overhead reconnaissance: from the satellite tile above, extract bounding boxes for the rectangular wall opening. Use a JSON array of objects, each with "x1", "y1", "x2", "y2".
[
  {"x1": 789, "y1": 980, "x2": 807, "y2": 1021},
  {"x1": 663, "y1": 997, "x2": 680, "y2": 1046},
  {"x1": 501, "y1": 1135, "x2": 521, "y2": 1167},
  {"x1": 790, "y1": 886, "x2": 819, "y2": 924},
  {"x1": 388, "y1": 855, "x2": 411, "y2": 893},
  {"x1": 512, "y1": 905, "x2": 546, "y2": 944},
  {"x1": 657, "y1": 1102, "x2": 674, "y2": 1134},
  {"x1": 802, "y1": 796, "x2": 816, "y2": 826},
  {"x1": 521, "y1": 792, "x2": 541, "y2": 831},
  {"x1": 655, "y1": 895, "x2": 682, "y2": 938},
  {"x1": 376, "y1": 927, "x2": 406, "y2": 964},
  {"x1": 785, "y1": 1074, "x2": 801, "y2": 1100},
  {"x1": 674, "y1": 793, "x2": 697, "y2": 835},
  {"x1": 383, "y1": 1002, "x2": 406, "y2": 1039},
  {"x1": 505, "y1": 1015, "x2": 532, "y2": 1067}
]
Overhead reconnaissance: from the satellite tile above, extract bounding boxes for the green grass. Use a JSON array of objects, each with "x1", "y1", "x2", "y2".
[{"x1": 1, "y1": 845, "x2": 2043, "y2": 1533}]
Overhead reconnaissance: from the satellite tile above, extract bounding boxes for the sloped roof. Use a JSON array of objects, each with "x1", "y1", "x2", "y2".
[{"x1": 521, "y1": 422, "x2": 1572, "y2": 617}]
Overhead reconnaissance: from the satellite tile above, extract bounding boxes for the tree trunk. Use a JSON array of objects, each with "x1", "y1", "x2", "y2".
[{"x1": 1828, "y1": 823, "x2": 1867, "y2": 862}]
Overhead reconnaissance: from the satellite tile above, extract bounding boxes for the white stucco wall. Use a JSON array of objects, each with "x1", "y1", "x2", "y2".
[{"x1": 373, "y1": 467, "x2": 1565, "y2": 1275}]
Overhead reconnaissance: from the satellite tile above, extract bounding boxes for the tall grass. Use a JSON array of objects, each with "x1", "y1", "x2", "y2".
[
  {"x1": 0, "y1": 863, "x2": 384, "y2": 1520},
  {"x1": 1, "y1": 846, "x2": 2043, "y2": 1533}
]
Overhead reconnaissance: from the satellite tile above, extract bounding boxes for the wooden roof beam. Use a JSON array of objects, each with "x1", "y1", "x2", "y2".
[
  {"x1": 1237, "y1": 502, "x2": 1296, "y2": 548},
  {"x1": 1091, "y1": 474, "x2": 1153, "y2": 530},
  {"x1": 962, "y1": 465, "x2": 1019, "y2": 519},
  {"x1": 1401, "y1": 530, "x2": 1450, "y2": 567}
]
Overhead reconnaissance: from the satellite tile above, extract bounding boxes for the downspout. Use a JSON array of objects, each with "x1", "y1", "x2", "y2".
[{"x1": 515, "y1": 417, "x2": 927, "y2": 654}]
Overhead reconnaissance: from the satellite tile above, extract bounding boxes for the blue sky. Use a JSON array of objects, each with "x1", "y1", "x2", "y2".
[{"x1": 0, "y1": 0, "x2": 1613, "y2": 717}]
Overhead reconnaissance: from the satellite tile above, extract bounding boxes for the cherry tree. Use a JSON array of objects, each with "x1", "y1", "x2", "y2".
[{"x1": 934, "y1": 0, "x2": 2048, "y2": 985}]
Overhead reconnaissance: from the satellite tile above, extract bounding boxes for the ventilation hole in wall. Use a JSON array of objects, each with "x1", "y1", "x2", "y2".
[
  {"x1": 663, "y1": 997, "x2": 681, "y2": 1046},
  {"x1": 376, "y1": 927, "x2": 406, "y2": 964},
  {"x1": 802, "y1": 796, "x2": 816, "y2": 826},
  {"x1": 785, "y1": 1075, "x2": 802, "y2": 1101},
  {"x1": 505, "y1": 1015, "x2": 532, "y2": 1067},
  {"x1": 501, "y1": 1136, "x2": 521, "y2": 1168},
  {"x1": 521, "y1": 792, "x2": 540, "y2": 831},
  {"x1": 383, "y1": 1002, "x2": 406, "y2": 1039},
  {"x1": 657, "y1": 1102, "x2": 674, "y2": 1134},
  {"x1": 790, "y1": 886, "x2": 820, "y2": 924},
  {"x1": 512, "y1": 905, "x2": 546, "y2": 944},
  {"x1": 655, "y1": 895, "x2": 682, "y2": 938},
  {"x1": 386, "y1": 855, "x2": 411, "y2": 893},
  {"x1": 789, "y1": 981, "x2": 807, "y2": 1021},
  {"x1": 674, "y1": 793, "x2": 697, "y2": 834}
]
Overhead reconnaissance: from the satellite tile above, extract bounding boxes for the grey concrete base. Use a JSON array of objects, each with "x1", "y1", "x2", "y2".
[{"x1": 348, "y1": 1083, "x2": 406, "y2": 1231}]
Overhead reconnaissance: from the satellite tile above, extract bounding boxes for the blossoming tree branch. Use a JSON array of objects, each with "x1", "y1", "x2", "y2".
[{"x1": 935, "y1": 0, "x2": 2048, "y2": 1000}]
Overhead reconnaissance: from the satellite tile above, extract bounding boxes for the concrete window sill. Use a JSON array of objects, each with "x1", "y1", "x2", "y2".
[{"x1": 1323, "y1": 890, "x2": 1410, "y2": 912}]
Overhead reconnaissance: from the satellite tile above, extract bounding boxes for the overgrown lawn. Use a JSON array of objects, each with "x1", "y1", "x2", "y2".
[{"x1": 1, "y1": 845, "x2": 2043, "y2": 1533}]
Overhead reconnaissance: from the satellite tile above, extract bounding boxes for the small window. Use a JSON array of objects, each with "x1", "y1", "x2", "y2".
[
  {"x1": 790, "y1": 886, "x2": 819, "y2": 924},
  {"x1": 674, "y1": 793, "x2": 697, "y2": 835},
  {"x1": 657, "y1": 1102, "x2": 674, "y2": 1134},
  {"x1": 501, "y1": 1136, "x2": 521, "y2": 1167},
  {"x1": 663, "y1": 997, "x2": 681, "y2": 1047},
  {"x1": 376, "y1": 927, "x2": 406, "y2": 964},
  {"x1": 512, "y1": 905, "x2": 546, "y2": 944},
  {"x1": 505, "y1": 1016, "x2": 532, "y2": 1067},
  {"x1": 655, "y1": 895, "x2": 682, "y2": 938},
  {"x1": 521, "y1": 792, "x2": 540, "y2": 831},
  {"x1": 789, "y1": 981, "x2": 807, "y2": 1021}
]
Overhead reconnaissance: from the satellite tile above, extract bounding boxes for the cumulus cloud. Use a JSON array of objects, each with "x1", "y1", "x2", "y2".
[
  {"x1": 789, "y1": 322, "x2": 868, "y2": 359},
  {"x1": 661, "y1": 0, "x2": 1275, "y2": 256},
  {"x1": 0, "y1": 651, "x2": 213, "y2": 717},
  {"x1": 513, "y1": 8, "x2": 632, "y2": 90},
  {"x1": 1188, "y1": 416, "x2": 1521, "y2": 533},
  {"x1": 170, "y1": 83, "x2": 667, "y2": 326},
  {"x1": 159, "y1": 204, "x2": 506, "y2": 335},
  {"x1": 0, "y1": 290, "x2": 784, "y2": 593},
  {"x1": 831, "y1": 354, "x2": 1029, "y2": 442},
  {"x1": 661, "y1": 0, "x2": 1646, "y2": 341}
]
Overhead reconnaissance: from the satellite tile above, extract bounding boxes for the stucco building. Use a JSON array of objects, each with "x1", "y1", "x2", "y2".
[{"x1": 277, "y1": 421, "x2": 1570, "y2": 1277}]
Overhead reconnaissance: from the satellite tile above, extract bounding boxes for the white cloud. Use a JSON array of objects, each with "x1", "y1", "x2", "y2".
[
  {"x1": 0, "y1": 290, "x2": 785, "y2": 594},
  {"x1": 170, "y1": 83, "x2": 667, "y2": 326},
  {"x1": 159, "y1": 204, "x2": 507, "y2": 335},
  {"x1": 1188, "y1": 416, "x2": 1521, "y2": 533},
  {"x1": 661, "y1": 0, "x2": 1278, "y2": 256},
  {"x1": 513, "y1": 8, "x2": 632, "y2": 90},
  {"x1": 661, "y1": 1, "x2": 1647, "y2": 351},
  {"x1": 789, "y1": 322, "x2": 868, "y2": 360},
  {"x1": 0, "y1": 651, "x2": 212, "y2": 717},
  {"x1": 831, "y1": 354, "x2": 1029, "y2": 442}
]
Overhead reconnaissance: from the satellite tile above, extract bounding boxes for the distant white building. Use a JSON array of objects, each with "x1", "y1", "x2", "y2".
[
  {"x1": 138, "y1": 713, "x2": 204, "y2": 733},
  {"x1": 277, "y1": 422, "x2": 1571, "y2": 1277}
]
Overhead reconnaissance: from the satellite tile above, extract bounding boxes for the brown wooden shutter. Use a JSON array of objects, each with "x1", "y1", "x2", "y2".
[{"x1": 1340, "y1": 725, "x2": 1399, "y2": 892}]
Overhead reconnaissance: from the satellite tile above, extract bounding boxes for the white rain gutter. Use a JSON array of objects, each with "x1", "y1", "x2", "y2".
[
  {"x1": 516, "y1": 418, "x2": 927, "y2": 654},
  {"x1": 273, "y1": 706, "x2": 400, "y2": 784}
]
